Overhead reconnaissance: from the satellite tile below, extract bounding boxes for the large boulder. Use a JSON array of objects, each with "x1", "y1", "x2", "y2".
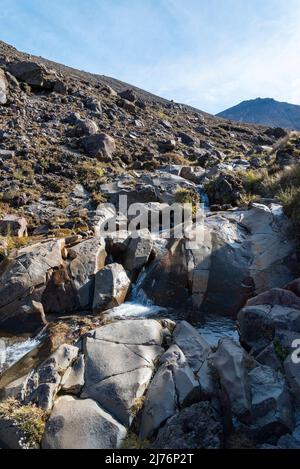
[
  {"x1": 0, "y1": 215, "x2": 28, "y2": 238},
  {"x1": 81, "y1": 320, "x2": 164, "y2": 427},
  {"x1": 238, "y1": 280, "x2": 300, "y2": 356},
  {"x1": 210, "y1": 338, "x2": 252, "y2": 422},
  {"x1": 0, "y1": 69, "x2": 8, "y2": 104},
  {"x1": 81, "y1": 133, "x2": 116, "y2": 161},
  {"x1": 152, "y1": 402, "x2": 223, "y2": 449},
  {"x1": 42, "y1": 396, "x2": 126, "y2": 449},
  {"x1": 92, "y1": 263, "x2": 131, "y2": 313},
  {"x1": 142, "y1": 204, "x2": 298, "y2": 315},
  {"x1": 42, "y1": 237, "x2": 106, "y2": 314},
  {"x1": 0, "y1": 239, "x2": 65, "y2": 332},
  {"x1": 74, "y1": 118, "x2": 99, "y2": 137},
  {"x1": 23, "y1": 344, "x2": 79, "y2": 411},
  {"x1": 9, "y1": 61, "x2": 52, "y2": 89}
]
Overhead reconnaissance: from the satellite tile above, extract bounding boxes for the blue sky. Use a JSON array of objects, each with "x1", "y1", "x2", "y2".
[{"x1": 1, "y1": 0, "x2": 300, "y2": 113}]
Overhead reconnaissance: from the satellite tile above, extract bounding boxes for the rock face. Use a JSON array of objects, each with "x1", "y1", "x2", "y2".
[
  {"x1": 92, "y1": 263, "x2": 131, "y2": 313},
  {"x1": 42, "y1": 396, "x2": 127, "y2": 449},
  {"x1": 81, "y1": 133, "x2": 116, "y2": 161},
  {"x1": 0, "y1": 69, "x2": 8, "y2": 104},
  {"x1": 142, "y1": 204, "x2": 297, "y2": 315},
  {"x1": 152, "y1": 402, "x2": 223, "y2": 449},
  {"x1": 0, "y1": 237, "x2": 108, "y2": 331},
  {"x1": 0, "y1": 215, "x2": 28, "y2": 237},
  {"x1": 82, "y1": 319, "x2": 164, "y2": 427}
]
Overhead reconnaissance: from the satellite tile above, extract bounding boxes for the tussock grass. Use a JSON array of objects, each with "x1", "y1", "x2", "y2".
[{"x1": 0, "y1": 398, "x2": 47, "y2": 449}]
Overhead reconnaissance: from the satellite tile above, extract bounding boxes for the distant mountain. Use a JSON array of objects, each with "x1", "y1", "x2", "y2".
[{"x1": 217, "y1": 97, "x2": 300, "y2": 130}]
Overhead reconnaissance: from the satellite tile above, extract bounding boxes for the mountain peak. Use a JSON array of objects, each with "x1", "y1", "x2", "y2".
[{"x1": 217, "y1": 97, "x2": 300, "y2": 130}]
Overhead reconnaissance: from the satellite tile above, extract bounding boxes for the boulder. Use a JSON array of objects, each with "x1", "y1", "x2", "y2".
[
  {"x1": 9, "y1": 61, "x2": 51, "y2": 88},
  {"x1": 61, "y1": 354, "x2": 85, "y2": 395},
  {"x1": 42, "y1": 237, "x2": 106, "y2": 313},
  {"x1": 92, "y1": 263, "x2": 131, "y2": 313},
  {"x1": 247, "y1": 364, "x2": 293, "y2": 442},
  {"x1": 81, "y1": 133, "x2": 116, "y2": 161},
  {"x1": 173, "y1": 321, "x2": 211, "y2": 373},
  {"x1": 139, "y1": 365, "x2": 177, "y2": 439},
  {"x1": 74, "y1": 118, "x2": 99, "y2": 137},
  {"x1": 23, "y1": 344, "x2": 79, "y2": 411},
  {"x1": 284, "y1": 354, "x2": 300, "y2": 405},
  {"x1": 0, "y1": 215, "x2": 28, "y2": 237},
  {"x1": 82, "y1": 320, "x2": 164, "y2": 427},
  {"x1": 142, "y1": 204, "x2": 297, "y2": 315},
  {"x1": 152, "y1": 402, "x2": 223, "y2": 449},
  {"x1": 118, "y1": 89, "x2": 136, "y2": 102},
  {"x1": 0, "y1": 69, "x2": 8, "y2": 104},
  {"x1": 210, "y1": 338, "x2": 252, "y2": 422},
  {"x1": 159, "y1": 345, "x2": 201, "y2": 406},
  {"x1": 68, "y1": 237, "x2": 106, "y2": 309},
  {"x1": 42, "y1": 396, "x2": 126, "y2": 449},
  {"x1": 123, "y1": 233, "x2": 153, "y2": 277}
]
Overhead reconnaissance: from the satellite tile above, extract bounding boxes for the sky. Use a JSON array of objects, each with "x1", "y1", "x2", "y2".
[{"x1": 1, "y1": 0, "x2": 300, "y2": 114}]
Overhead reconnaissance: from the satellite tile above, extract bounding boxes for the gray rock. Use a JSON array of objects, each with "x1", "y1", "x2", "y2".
[
  {"x1": 211, "y1": 338, "x2": 252, "y2": 421},
  {"x1": 82, "y1": 320, "x2": 164, "y2": 426},
  {"x1": 42, "y1": 396, "x2": 126, "y2": 449},
  {"x1": 0, "y1": 69, "x2": 8, "y2": 104},
  {"x1": 140, "y1": 366, "x2": 177, "y2": 439},
  {"x1": 92, "y1": 263, "x2": 131, "y2": 312},
  {"x1": 248, "y1": 364, "x2": 293, "y2": 442},
  {"x1": 284, "y1": 354, "x2": 300, "y2": 405},
  {"x1": 152, "y1": 402, "x2": 223, "y2": 449},
  {"x1": 68, "y1": 237, "x2": 106, "y2": 308},
  {"x1": 81, "y1": 133, "x2": 116, "y2": 161},
  {"x1": 24, "y1": 344, "x2": 79, "y2": 410},
  {"x1": 74, "y1": 118, "x2": 99, "y2": 137},
  {"x1": 0, "y1": 239, "x2": 65, "y2": 333},
  {"x1": 160, "y1": 345, "x2": 201, "y2": 406},
  {"x1": 124, "y1": 234, "x2": 153, "y2": 276},
  {"x1": 9, "y1": 61, "x2": 50, "y2": 88},
  {"x1": 61, "y1": 354, "x2": 85, "y2": 395},
  {"x1": 91, "y1": 319, "x2": 163, "y2": 346},
  {"x1": 173, "y1": 321, "x2": 210, "y2": 373}
]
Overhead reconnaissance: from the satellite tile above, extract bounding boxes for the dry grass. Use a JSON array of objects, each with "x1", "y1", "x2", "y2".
[{"x1": 0, "y1": 398, "x2": 47, "y2": 449}]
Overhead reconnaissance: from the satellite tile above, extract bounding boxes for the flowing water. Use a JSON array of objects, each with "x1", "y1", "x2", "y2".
[{"x1": 0, "y1": 329, "x2": 45, "y2": 374}]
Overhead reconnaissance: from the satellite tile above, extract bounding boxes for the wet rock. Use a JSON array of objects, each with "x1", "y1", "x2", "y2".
[
  {"x1": 92, "y1": 263, "x2": 131, "y2": 313},
  {"x1": 42, "y1": 396, "x2": 126, "y2": 449},
  {"x1": 152, "y1": 402, "x2": 223, "y2": 449}
]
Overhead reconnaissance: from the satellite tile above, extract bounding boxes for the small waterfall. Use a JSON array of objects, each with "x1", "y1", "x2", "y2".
[{"x1": 105, "y1": 262, "x2": 166, "y2": 320}]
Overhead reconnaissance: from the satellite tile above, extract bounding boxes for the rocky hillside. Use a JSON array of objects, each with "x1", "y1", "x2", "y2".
[
  {"x1": 217, "y1": 98, "x2": 300, "y2": 130},
  {"x1": 0, "y1": 40, "x2": 300, "y2": 450}
]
